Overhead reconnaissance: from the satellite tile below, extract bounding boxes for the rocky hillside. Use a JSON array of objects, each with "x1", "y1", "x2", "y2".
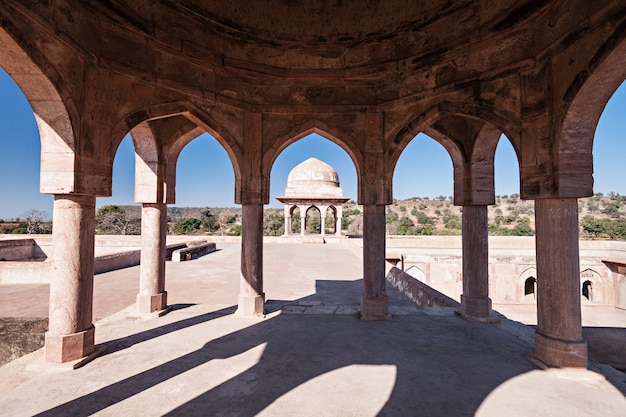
[
  {"x1": 342, "y1": 192, "x2": 626, "y2": 239},
  {"x1": 3, "y1": 193, "x2": 625, "y2": 239}
]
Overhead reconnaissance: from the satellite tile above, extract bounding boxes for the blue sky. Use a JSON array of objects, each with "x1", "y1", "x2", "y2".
[{"x1": 0, "y1": 67, "x2": 624, "y2": 220}]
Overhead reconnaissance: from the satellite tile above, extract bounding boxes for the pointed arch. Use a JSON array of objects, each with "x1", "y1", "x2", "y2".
[
  {"x1": 387, "y1": 102, "x2": 519, "y2": 183},
  {"x1": 580, "y1": 268, "x2": 604, "y2": 304},
  {"x1": 558, "y1": 28, "x2": 626, "y2": 197},
  {"x1": 263, "y1": 122, "x2": 362, "y2": 190},
  {"x1": 0, "y1": 28, "x2": 77, "y2": 194},
  {"x1": 113, "y1": 102, "x2": 243, "y2": 205},
  {"x1": 518, "y1": 266, "x2": 538, "y2": 303},
  {"x1": 389, "y1": 104, "x2": 517, "y2": 206}
]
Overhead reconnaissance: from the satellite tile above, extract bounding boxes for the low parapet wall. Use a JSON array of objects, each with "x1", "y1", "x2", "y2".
[
  {"x1": 94, "y1": 250, "x2": 141, "y2": 274},
  {"x1": 0, "y1": 238, "x2": 47, "y2": 261},
  {"x1": 386, "y1": 266, "x2": 459, "y2": 308},
  {"x1": 0, "y1": 237, "x2": 221, "y2": 283}
]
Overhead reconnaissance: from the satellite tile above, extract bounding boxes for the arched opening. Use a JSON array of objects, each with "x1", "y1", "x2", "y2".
[
  {"x1": 0, "y1": 67, "x2": 53, "y2": 227},
  {"x1": 172, "y1": 132, "x2": 238, "y2": 236},
  {"x1": 582, "y1": 280, "x2": 593, "y2": 301},
  {"x1": 492, "y1": 134, "x2": 531, "y2": 236},
  {"x1": 95, "y1": 134, "x2": 141, "y2": 236},
  {"x1": 290, "y1": 206, "x2": 301, "y2": 234},
  {"x1": 392, "y1": 132, "x2": 455, "y2": 236},
  {"x1": 271, "y1": 132, "x2": 354, "y2": 238},
  {"x1": 524, "y1": 277, "x2": 537, "y2": 299},
  {"x1": 580, "y1": 269, "x2": 604, "y2": 304},
  {"x1": 305, "y1": 206, "x2": 321, "y2": 234},
  {"x1": 269, "y1": 133, "x2": 357, "y2": 209},
  {"x1": 325, "y1": 206, "x2": 337, "y2": 235},
  {"x1": 264, "y1": 131, "x2": 362, "y2": 306}
]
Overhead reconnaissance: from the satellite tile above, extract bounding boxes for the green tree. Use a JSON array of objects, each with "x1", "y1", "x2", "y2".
[
  {"x1": 341, "y1": 213, "x2": 353, "y2": 230},
  {"x1": 200, "y1": 210, "x2": 220, "y2": 233},
  {"x1": 395, "y1": 217, "x2": 416, "y2": 235},
  {"x1": 580, "y1": 216, "x2": 608, "y2": 238},
  {"x1": 442, "y1": 210, "x2": 461, "y2": 229},
  {"x1": 414, "y1": 210, "x2": 434, "y2": 225},
  {"x1": 291, "y1": 212, "x2": 301, "y2": 233},
  {"x1": 173, "y1": 217, "x2": 201, "y2": 234},
  {"x1": 385, "y1": 212, "x2": 398, "y2": 223},
  {"x1": 415, "y1": 225, "x2": 435, "y2": 235},
  {"x1": 263, "y1": 209, "x2": 284, "y2": 236},
  {"x1": 602, "y1": 201, "x2": 621, "y2": 218},
  {"x1": 306, "y1": 211, "x2": 321, "y2": 233},
  {"x1": 511, "y1": 218, "x2": 534, "y2": 236}
]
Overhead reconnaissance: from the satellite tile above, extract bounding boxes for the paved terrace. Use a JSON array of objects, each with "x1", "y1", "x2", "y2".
[{"x1": 0, "y1": 241, "x2": 624, "y2": 416}]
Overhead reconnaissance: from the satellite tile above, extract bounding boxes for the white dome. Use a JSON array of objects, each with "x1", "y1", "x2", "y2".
[{"x1": 284, "y1": 158, "x2": 344, "y2": 197}]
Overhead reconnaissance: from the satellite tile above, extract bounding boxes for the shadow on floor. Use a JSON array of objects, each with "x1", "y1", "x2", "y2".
[{"x1": 32, "y1": 280, "x2": 546, "y2": 417}]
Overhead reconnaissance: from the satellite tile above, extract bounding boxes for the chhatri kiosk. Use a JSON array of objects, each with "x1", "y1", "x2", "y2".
[{"x1": 277, "y1": 158, "x2": 350, "y2": 237}]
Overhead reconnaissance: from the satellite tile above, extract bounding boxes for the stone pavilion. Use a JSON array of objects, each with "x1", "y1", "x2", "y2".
[
  {"x1": 277, "y1": 158, "x2": 350, "y2": 237},
  {"x1": 0, "y1": 1, "x2": 625, "y2": 369}
]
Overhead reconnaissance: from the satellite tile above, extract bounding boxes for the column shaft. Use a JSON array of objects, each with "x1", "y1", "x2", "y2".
[
  {"x1": 321, "y1": 216, "x2": 326, "y2": 236},
  {"x1": 284, "y1": 216, "x2": 290, "y2": 236},
  {"x1": 336, "y1": 206, "x2": 343, "y2": 236},
  {"x1": 137, "y1": 203, "x2": 167, "y2": 313},
  {"x1": 460, "y1": 205, "x2": 492, "y2": 320},
  {"x1": 361, "y1": 204, "x2": 389, "y2": 320},
  {"x1": 45, "y1": 194, "x2": 96, "y2": 363},
  {"x1": 300, "y1": 207, "x2": 306, "y2": 236},
  {"x1": 534, "y1": 198, "x2": 587, "y2": 367},
  {"x1": 238, "y1": 203, "x2": 265, "y2": 315}
]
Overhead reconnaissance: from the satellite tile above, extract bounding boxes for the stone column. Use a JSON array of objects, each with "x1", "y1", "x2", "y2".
[
  {"x1": 45, "y1": 195, "x2": 96, "y2": 363},
  {"x1": 137, "y1": 203, "x2": 168, "y2": 313},
  {"x1": 534, "y1": 198, "x2": 587, "y2": 367},
  {"x1": 321, "y1": 215, "x2": 326, "y2": 236},
  {"x1": 336, "y1": 206, "x2": 343, "y2": 236},
  {"x1": 300, "y1": 205, "x2": 307, "y2": 236},
  {"x1": 238, "y1": 203, "x2": 265, "y2": 315},
  {"x1": 284, "y1": 216, "x2": 291, "y2": 236},
  {"x1": 361, "y1": 204, "x2": 390, "y2": 320},
  {"x1": 459, "y1": 205, "x2": 492, "y2": 320}
]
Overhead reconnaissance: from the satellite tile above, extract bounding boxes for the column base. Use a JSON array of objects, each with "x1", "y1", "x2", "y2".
[
  {"x1": 360, "y1": 295, "x2": 391, "y2": 321},
  {"x1": 459, "y1": 295, "x2": 497, "y2": 322},
  {"x1": 236, "y1": 293, "x2": 265, "y2": 316},
  {"x1": 45, "y1": 325, "x2": 95, "y2": 363},
  {"x1": 533, "y1": 331, "x2": 588, "y2": 368},
  {"x1": 137, "y1": 291, "x2": 168, "y2": 314}
]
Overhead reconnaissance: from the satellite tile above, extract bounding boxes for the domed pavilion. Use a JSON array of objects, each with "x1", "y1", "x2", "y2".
[{"x1": 277, "y1": 158, "x2": 350, "y2": 237}]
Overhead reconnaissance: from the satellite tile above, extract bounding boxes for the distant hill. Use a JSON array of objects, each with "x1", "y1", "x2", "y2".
[
  {"x1": 3, "y1": 193, "x2": 626, "y2": 240},
  {"x1": 341, "y1": 192, "x2": 626, "y2": 239}
]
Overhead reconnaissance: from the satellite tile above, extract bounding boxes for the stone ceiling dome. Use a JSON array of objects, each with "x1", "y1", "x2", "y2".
[{"x1": 284, "y1": 158, "x2": 344, "y2": 197}]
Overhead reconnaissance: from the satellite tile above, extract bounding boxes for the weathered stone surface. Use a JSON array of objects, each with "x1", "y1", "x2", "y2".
[
  {"x1": 1, "y1": 0, "x2": 624, "y2": 367},
  {"x1": 0, "y1": 317, "x2": 47, "y2": 366}
]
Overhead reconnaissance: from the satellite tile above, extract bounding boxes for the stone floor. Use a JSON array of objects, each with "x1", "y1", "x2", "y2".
[{"x1": 0, "y1": 241, "x2": 624, "y2": 416}]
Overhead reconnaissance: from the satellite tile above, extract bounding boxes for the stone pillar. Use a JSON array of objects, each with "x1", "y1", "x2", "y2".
[
  {"x1": 300, "y1": 205, "x2": 306, "y2": 236},
  {"x1": 45, "y1": 195, "x2": 96, "y2": 363},
  {"x1": 459, "y1": 205, "x2": 492, "y2": 320},
  {"x1": 336, "y1": 206, "x2": 343, "y2": 236},
  {"x1": 534, "y1": 198, "x2": 587, "y2": 367},
  {"x1": 284, "y1": 216, "x2": 291, "y2": 236},
  {"x1": 321, "y1": 215, "x2": 326, "y2": 236},
  {"x1": 238, "y1": 203, "x2": 265, "y2": 315},
  {"x1": 137, "y1": 203, "x2": 168, "y2": 313},
  {"x1": 361, "y1": 204, "x2": 390, "y2": 320}
]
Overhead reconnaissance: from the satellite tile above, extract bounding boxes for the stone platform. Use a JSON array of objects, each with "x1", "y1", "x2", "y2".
[{"x1": 0, "y1": 242, "x2": 624, "y2": 416}]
